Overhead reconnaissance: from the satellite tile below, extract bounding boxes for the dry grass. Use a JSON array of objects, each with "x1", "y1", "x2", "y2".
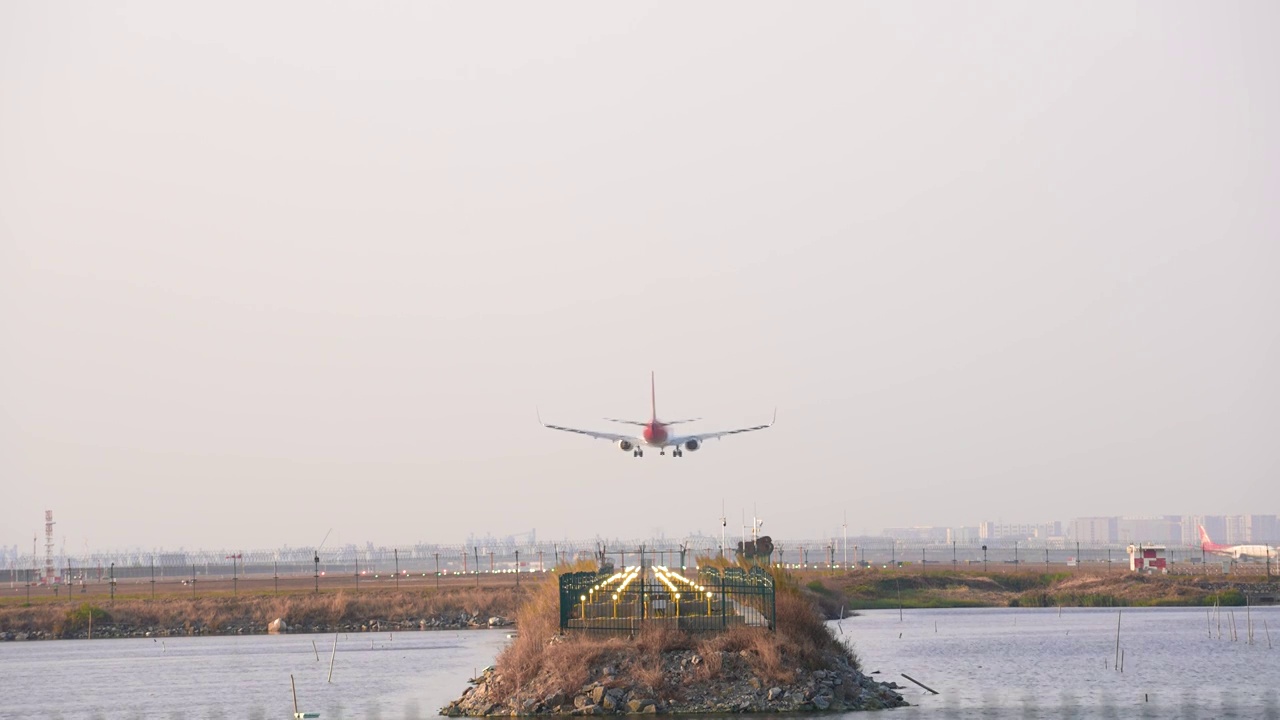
[
  {"x1": 773, "y1": 570, "x2": 855, "y2": 670},
  {"x1": 634, "y1": 656, "x2": 667, "y2": 694},
  {"x1": 0, "y1": 586, "x2": 525, "y2": 637},
  {"x1": 634, "y1": 623, "x2": 692, "y2": 655},
  {"x1": 494, "y1": 559, "x2": 597, "y2": 693},
  {"x1": 693, "y1": 636, "x2": 723, "y2": 681}
]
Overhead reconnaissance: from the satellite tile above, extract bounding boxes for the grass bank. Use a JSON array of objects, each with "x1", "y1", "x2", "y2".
[{"x1": 798, "y1": 569, "x2": 1270, "y2": 611}]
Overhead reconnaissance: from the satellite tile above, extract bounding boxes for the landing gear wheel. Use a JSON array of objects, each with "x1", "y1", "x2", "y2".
[{"x1": 674, "y1": 449, "x2": 683, "y2": 457}]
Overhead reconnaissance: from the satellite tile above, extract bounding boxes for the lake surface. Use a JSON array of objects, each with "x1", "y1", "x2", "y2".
[
  {"x1": 1, "y1": 607, "x2": 1276, "y2": 719},
  {"x1": 0, "y1": 629, "x2": 509, "y2": 720},
  {"x1": 845, "y1": 606, "x2": 1280, "y2": 719}
]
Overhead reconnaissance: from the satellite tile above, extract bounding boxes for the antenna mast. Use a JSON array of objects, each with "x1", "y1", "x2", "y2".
[
  {"x1": 44, "y1": 510, "x2": 56, "y2": 585},
  {"x1": 719, "y1": 500, "x2": 726, "y2": 558}
]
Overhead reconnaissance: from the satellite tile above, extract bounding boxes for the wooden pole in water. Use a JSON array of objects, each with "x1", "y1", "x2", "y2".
[
  {"x1": 327, "y1": 633, "x2": 338, "y2": 683},
  {"x1": 313, "y1": 640, "x2": 319, "y2": 661},
  {"x1": 900, "y1": 673, "x2": 939, "y2": 695},
  {"x1": 1246, "y1": 596, "x2": 1253, "y2": 644},
  {"x1": 291, "y1": 674, "x2": 299, "y2": 715},
  {"x1": 1207, "y1": 607, "x2": 1211, "y2": 639},
  {"x1": 1114, "y1": 609, "x2": 1122, "y2": 671},
  {"x1": 1265, "y1": 620, "x2": 1273, "y2": 650}
]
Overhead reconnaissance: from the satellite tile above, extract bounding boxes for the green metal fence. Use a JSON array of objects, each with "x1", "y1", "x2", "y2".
[{"x1": 559, "y1": 564, "x2": 774, "y2": 635}]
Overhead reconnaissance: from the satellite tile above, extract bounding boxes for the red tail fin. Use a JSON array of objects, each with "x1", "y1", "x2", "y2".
[
  {"x1": 650, "y1": 371, "x2": 657, "y2": 422},
  {"x1": 1199, "y1": 525, "x2": 1223, "y2": 552}
]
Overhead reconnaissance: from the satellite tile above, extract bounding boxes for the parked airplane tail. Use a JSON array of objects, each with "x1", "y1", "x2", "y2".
[{"x1": 1199, "y1": 525, "x2": 1227, "y2": 553}]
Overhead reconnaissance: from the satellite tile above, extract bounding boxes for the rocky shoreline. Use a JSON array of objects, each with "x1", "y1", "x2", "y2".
[{"x1": 442, "y1": 637, "x2": 908, "y2": 716}]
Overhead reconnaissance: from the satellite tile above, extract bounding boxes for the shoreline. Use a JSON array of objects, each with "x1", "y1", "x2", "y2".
[
  {"x1": 0, "y1": 585, "x2": 525, "y2": 641},
  {"x1": 4, "y1": 570, "x2": 1275, "y2": 642}
]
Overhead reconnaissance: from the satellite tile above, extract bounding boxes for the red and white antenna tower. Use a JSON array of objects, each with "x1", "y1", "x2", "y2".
[{"x1": 44, "y1": 510, "x2": 56, "y2": 585}]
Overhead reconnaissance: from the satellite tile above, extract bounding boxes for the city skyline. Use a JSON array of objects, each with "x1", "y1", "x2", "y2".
[{"x1": 4, "y1": 511, "x2": 1276, "y2": 565}]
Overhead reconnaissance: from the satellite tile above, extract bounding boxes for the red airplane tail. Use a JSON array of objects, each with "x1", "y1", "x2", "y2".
[{"x1": 1199, "y1": 525, "x2": 1227, "y2": 553}]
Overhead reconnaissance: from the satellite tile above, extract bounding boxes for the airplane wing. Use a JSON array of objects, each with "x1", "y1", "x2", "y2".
[
  {"x1": 668, "y1": 409, "x2": 776, "y2": 445},
  {"x1": 540, "y1": 412, "x2": 641, "y2": 444},
  {"x1": 603, "y1": 418, "x2": 649, "y2": 427}
]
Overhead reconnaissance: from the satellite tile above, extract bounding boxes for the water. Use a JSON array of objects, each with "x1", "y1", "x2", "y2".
[
  {"x1": 0, "y1": 630, "x2": 509, "y2": 720},
  {"x1": 842, "y1": 606, "x2": 1280, "y2": 719},
  {"x1": 2, "y1": 608, "x2": 1277, "y2": 719}
]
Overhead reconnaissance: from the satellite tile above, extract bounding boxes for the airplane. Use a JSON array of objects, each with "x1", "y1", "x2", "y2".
[
  {"x1": 1199, "y1": 525, "x2": 1279, "y2": 562},
  {"x1": 539, "y1": 372, "x2": 774, "y2": 457}
]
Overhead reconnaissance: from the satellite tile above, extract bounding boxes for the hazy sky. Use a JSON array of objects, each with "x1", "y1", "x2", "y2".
[{"x1": 2, "y1": 2, "x2": 1277, "y2": 553}]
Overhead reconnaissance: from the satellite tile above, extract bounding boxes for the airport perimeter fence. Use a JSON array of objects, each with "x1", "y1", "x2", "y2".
[
  {"x1": 560, "y1": 565, "x2": 774, "y2": 635},
  {"x1": 4, "y1": 537, "x2": 1273, "y2": 603}
]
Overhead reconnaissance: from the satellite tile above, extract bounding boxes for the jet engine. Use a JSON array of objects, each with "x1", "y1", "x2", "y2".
[
  {"x1": 617, "y1": 440, "x2": 635, "y2": 452},
  {"x1": 683, "y1": 439, "x2": 701, "y2": 452}
]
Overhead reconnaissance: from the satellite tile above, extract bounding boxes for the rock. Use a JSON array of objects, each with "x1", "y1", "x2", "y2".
[
  {"x1": 590, "y1": 686, "x2": 606, "y2": 704},
  {"x1": 627, "y1": 699, "x2": 656, "y2": 713},
  {"x1": 602, "y1": 695, "x2": 617, "y2": 711},
  {"x1": 545, "y1": 693, "x2": 566, "y2": 709},
  {"x1": 573, "y1": 695, "x2": 592, "y2": 709},
  {"x1": 268, "y1": 618, "x2": 288, "y2": 634},
  {"x1": 767, "y1": 687, "x2": 784, "y2": 701},
  {"x1": 813, "y1": 696, "x2": 831, "y2": 710}
]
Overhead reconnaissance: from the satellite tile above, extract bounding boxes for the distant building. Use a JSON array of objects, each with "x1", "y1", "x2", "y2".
[
  {"x1": 1117, "y1": 517, "x2": 1179, "y2": 545},
  {"x1": 1226, "y1": 515, "x2": 1250, "y2": 545},
  {"x1": 881, "y1": 527, "x2": 949, "y2": 543},
  {"x1": 1068, "y1": 517, "x2": 1118, "y2": 545},
  {"x1": 982, "y1": 521, "x2": 1061, "y2": 542},
  {"x1": 947, "y1": 527, "x2": 981, "y2": 544},
  {"x1": 1245, "y1": 515, "x2": 1279, "y2": 544}
]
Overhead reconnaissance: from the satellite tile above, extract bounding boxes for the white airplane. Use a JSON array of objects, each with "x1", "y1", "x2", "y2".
[
  {"x1": 1199, "y1": 525, "x2": 1279, "y2": 562},
  {"x1": 539, "y1": 372, "x2": 774, "y2": 457}
]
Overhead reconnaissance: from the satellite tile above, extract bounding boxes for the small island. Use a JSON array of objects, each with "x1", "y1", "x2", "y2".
[{"x1": 441, "y1": 561, "x2": 908, "y2": 715}]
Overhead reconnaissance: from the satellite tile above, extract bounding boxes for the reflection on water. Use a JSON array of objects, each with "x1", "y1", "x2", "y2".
[
  {"x1": 3, "y1": 607, "x2": 1278, "y2": 719},
  {"x1": 843, "y1": 606, "x2": 1280, "y2": 719},
  {"x1": 0, "y1": 629, "x2": 509, "y2": 720}
]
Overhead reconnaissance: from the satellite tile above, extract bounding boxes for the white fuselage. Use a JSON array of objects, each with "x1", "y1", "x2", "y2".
[{"x1": 1208, "y1": 544, "x2": 1279, "y2": 561}]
